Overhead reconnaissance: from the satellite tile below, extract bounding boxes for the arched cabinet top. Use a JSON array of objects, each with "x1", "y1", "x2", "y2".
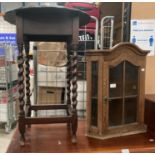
[{"x1": 86, "y1": 42, "x2": 149, "y2": 57}]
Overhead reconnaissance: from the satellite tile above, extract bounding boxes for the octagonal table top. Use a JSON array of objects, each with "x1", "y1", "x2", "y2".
[{"x1": 4, "y1": 6, "x2": 90, "y2": 27}]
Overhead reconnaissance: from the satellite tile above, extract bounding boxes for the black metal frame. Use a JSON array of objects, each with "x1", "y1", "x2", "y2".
[{"x1": 123, "y1": 2, "x2": 132, "y2": 42}]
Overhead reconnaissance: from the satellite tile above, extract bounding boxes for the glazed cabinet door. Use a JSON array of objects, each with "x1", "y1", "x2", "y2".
[
  {"x1": 107, "y1": 61, "x2": 139, "y2": 128},
  {"x1": 108, "y1": 62, "x2": 124, "y2": 126},
  {"x1": 86, "y1": 56, "x2": 103, "y2": 135}
]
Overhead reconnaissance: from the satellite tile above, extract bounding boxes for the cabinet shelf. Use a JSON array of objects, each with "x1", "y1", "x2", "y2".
[
  {"x1": 109, "y1": 95, "x2": 138, "y2": 100},
  {"x1": 125, "y1": 95, "x2": 138, "y2": 98},
  {"x1": 91, "y1": 96, "x2": 98, "y2": 99},
  {"x1": 109, "y1": 96, "x2": 123, "y2": 100}
]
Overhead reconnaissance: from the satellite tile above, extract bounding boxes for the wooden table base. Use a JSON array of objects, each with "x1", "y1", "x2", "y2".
[{"x1": 7, "y1": 120, "x2": 155, "y2": 153}]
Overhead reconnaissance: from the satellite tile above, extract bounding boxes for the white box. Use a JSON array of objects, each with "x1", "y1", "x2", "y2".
[
  {"x1": 0, "y1": 64, "x2": 18, "y2": 83},
  {"x1": 0, "y1": 104, "x2": 7, "y2": 122}
]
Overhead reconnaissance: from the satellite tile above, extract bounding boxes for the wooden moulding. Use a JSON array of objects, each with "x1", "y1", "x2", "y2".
[
  {"x1": 86, "y1": 42, "x2": 149, "y2": 56},
  {"x1": 25, "y1": 116, "x2": 72, "y2": 124},
  {"x1": 87, "y1": 123, "x2": 147, "y2": 140},
  {"x1": 31, "y1": 104, "x2": 68, "y2": 110}
]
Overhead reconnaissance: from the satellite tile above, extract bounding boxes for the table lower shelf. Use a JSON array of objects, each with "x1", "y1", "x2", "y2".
[{"x1": 24, "y1": 116, "x2": 72, "y2": 124}]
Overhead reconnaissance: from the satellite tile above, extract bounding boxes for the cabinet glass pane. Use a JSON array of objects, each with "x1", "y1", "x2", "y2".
[
  {"x1": 124, "y1": 97, "x2": 137, "y2": 124},
  {"x1": 91, "y1": 61, "x2": 98, "y2": 97},
  {"x1": 91, "y1": 61, "x2": 98, "y2": 126},
  {"x1": 125, "y1": 61, "x2": 138, "y2": 96},
  {"x1": 109, "y1": 62, "x2": 123, "y2": 98},
  {"x1": 91, "y1": 98, "x2": 98, "y2": 126},
  {"x1": 109, "y1": 99, "x2": 123, "y2": 126}
]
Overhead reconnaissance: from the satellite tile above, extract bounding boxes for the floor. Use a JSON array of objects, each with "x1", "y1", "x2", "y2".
[
  {"x1": 0, "y1": 127, "x2": 16, "y2": 153},
  {"x1": 6, "y1": 120, "x2": 155, "y2": 153}
]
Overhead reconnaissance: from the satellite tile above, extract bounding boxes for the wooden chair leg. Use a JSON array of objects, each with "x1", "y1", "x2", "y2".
[{"x1": 66, "y1": 108, "x2": 71, "y2": 129}]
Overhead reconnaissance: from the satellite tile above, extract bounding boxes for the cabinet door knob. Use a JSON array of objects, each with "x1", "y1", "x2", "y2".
[{"x1": 104, "y1": 96, "x2": 108, "y2": 102}]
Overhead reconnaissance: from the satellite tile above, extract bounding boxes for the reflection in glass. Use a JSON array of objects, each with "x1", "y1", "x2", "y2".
[
  {"x1": 108, "y1": 61, "x2": 139, "y2": 127},
  {"x1": 125, "y1": 61, "x2": 139, "y2": 96},
  {"x1": 125, "y1": 97, "x2": 137, "y2": 123},
  {"x1": 91, "y1": 61, "x2": 98, "y2": 97},
  {"x1": 91, "y1": 61, "x2": 98, "y2": 126},
  {"x1": 109, "y1": 99, "x2": 123, "y2": 126},
  {"x1": 91, "y1": 98, "x2": 98, "y2": 126},
  {"x1": 109, "y1": 62, "x2": 123, "y2": 98}
]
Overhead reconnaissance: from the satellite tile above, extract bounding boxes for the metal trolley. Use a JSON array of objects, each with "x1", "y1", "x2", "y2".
[{"x1": 0, "y1": 43, "x2": 18, "y2": 133}]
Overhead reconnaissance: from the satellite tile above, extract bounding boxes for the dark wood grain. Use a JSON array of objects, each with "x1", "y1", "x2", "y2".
[
  {"x1": 7, "y1": 120, "x2": 155, "y2": 153},
  {"x1": 31, "y1": 104, "x2": 68, "y2": 110},
  {"x1": 3, "y1": 6, "x2": 90, "y2": 145},
  {"x1": 25, "y1": 116, "x2": 72, "y2": 124}
]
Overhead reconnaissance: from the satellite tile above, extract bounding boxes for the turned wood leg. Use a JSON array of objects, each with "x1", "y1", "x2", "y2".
[
  {"x1": 24, "y1": 40, "x2": 31, "y2": 129},
  {"x1": 19, "y1": 114, "x2": 26, "y2": 146},
  {"x1": 71, "y1": 44, "x2": 78, "y2": 143},
  {"x1": 24, "y1": 40, "x2": 31, "y2": 118},
  {"x1": 66, "y1": 44, "x2": 71, "y2": 128},
  {"x1": 17, "y1": 42, "x2": 26, "y2": 146}
]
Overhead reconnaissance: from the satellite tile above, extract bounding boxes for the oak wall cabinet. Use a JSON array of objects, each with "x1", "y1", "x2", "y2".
[{"x1": 86, "y1": 43, "x2": 148, "y2": 139}]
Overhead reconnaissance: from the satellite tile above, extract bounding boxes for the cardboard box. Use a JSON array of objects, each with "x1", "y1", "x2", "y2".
[
  {"x1": 37, "y1": 42, "x2": 67, "y2": 67},
  {"x1": 38, "y1": 86, "x2": 65, "y2": 104},
  {"x1": 38, "y1": 64, "x2": 66, "y2": 87}
]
